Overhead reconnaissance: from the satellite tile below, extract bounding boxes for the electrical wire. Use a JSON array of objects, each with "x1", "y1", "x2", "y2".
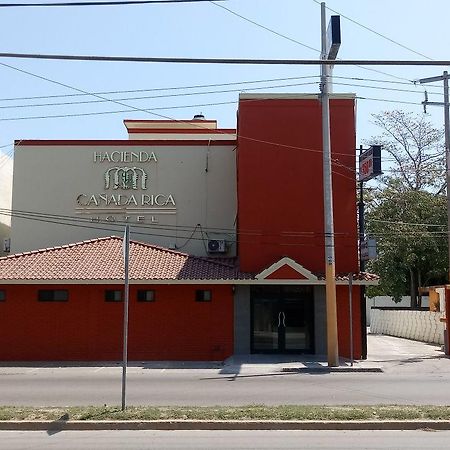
[
  {"x1": 0, "y1": 57, "x2": 439, "y2": 179},
  {"x1": 369, "y1": 219, "x2": 446, "y2": 228},
  {"x1": 0, "y1": 94, "x2": 425, "y2": 122},
  {"x1": 209, "y1": 1, "x2": 320, "y2": 54},
  {"x1": 0, "y1": 0, "x2": 224, "y2": 7},
  {"x1": 0, "y1": 208, "x2": 364, "y2": 248},
  {"x1": 0, "y1": 75, "x2": 320, "y2": 102},
  {"x1": 0, "y1": 74, "x2": 441, "y2": 104},
  {"x1": 0, "y1": 81, "x2": 320, "y2": 110},
  {"x1": 2, "y1": 207, "x2": 445, "y2": 244},
  {"x1": 1, "y1": 79, "x2": 442, "y2": 111},
  {"x1": 1, "y1": 52, "x2": 449, "y2": 66},
  {"x1": 211, "y1": 0, "x2": 414, "y2": 83},
  {"x1": 313, "y1": 0, "x2": 433, "y2": 61}
]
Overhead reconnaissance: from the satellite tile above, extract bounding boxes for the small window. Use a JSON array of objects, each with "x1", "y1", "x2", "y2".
[
  {"x1": 0, "y1": 290, "x2": 5, "y2": 302},
  {"x1": 105, "y1": 290, "x2": 123, "y2": 302},
  {"x1": 137, "y1": 290, "x2": 155, "y2": 302},
  {"x1": 196, "y1": 289, "x2": 212, "y2": 302},
  {"x1": 38, "y1": 290, "x2": 68, "y2": 302}
]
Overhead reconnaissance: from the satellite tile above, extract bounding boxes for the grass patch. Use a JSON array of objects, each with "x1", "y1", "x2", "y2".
[{"x1": 0, "y1": 405, "x2": 450, "y2": 422}]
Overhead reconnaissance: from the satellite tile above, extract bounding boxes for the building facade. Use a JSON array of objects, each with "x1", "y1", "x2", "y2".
[{"x1": 0, "y1": 94, "x2": 377, "y2": 361}]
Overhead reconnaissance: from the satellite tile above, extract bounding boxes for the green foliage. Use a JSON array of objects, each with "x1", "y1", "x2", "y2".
[
  {"x1": 364, "y1": 110, "x2": 447, "y2": 305},
  {"x1": 366, "y1": 186, "x2": 448, "y2": 302}
]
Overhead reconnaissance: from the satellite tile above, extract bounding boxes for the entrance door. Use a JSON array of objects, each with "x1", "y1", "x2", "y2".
[{"x1": 251, "y1": 286, "x2": 314, "y2": 354}]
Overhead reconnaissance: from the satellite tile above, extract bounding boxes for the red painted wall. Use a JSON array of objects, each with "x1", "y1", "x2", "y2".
[
  {"x1": 237, "y1": 97, "x2": 358, "y2": 275},
  {"x1": 237, "y1": 97, "x2": 361, "y2": 358},
  {"x1": 336, "y1": 285, "x2": 362, "y2": 359},
  {"x1": 0, "y1": 284, "x2": 234, "y2": 361}
]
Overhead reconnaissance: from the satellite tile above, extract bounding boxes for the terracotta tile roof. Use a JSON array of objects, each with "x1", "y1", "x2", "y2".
[
  {"x1": 0, "y1": 237, "x2": 378, "y2": 284},
  {"x1": 0, "y1": 236, "x2": 253, "y2": 281}
]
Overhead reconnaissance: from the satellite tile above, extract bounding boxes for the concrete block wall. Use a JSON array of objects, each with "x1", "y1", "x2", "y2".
[
  {"x1": 370, "y1": 309, "x2": 444, "y2": 345},
  {"x1": 366, "y1": 296, "x2": 429, "y2": 326}
]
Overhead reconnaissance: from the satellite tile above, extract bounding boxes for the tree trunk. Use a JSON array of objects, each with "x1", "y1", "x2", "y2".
[
  {"x1": 417, "y1": 269, "x2": 422, "y2": 308},
  {"x1": 410, "y1": 268, "x2": 418, "y2": 309}
]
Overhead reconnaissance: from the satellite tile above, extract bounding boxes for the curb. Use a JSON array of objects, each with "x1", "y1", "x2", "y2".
[
  {"x1": 0, "y1": 420, "x2": 449, "y2": 431},
  {"x1": 281, "y1": 367, "x2": 383, "y2": 373}
]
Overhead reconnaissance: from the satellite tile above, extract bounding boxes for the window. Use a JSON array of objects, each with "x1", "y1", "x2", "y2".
[
  {"x1": 0, "y1": 290, "x2": 5, "y2": 302},
  {"x1": 105, "y1": 290, "x2": 123, "y2": 302},
  {"x1": 137, "y1": 290, "x2": 155, "y2": 302},
  {"x1": 38, "y1": 290, "x2": 68, "y2": 302},
  {"x1": 196, "y1": 289, "x2": 212, "y2": 302}
]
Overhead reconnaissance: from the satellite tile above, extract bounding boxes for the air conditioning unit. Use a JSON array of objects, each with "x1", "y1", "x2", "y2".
[
  {"x1": 3, "y1": 238, "x2": 11, "y2": 253},
  {"x1": 207, "y1": 239, "x2": 226, "y2": 253}
]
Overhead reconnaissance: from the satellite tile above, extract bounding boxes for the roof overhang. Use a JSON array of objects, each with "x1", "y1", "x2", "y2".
[{"x1": 0, "y1": 278, "x2": 378, "y2": 286}]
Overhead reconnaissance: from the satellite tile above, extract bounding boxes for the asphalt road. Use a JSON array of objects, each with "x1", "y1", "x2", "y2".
[
  {"x1": 0, "y1": 335, "x2": 449, "y2": 406},
  {"x1": 1, "y1": 430, "x2": 450, "y2": 450}
]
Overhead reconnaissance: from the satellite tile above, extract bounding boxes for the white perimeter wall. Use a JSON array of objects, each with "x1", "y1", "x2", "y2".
[
  {"x1": 370, "y1": 309, "x2": 444, "y2": 345},
  {"x1": 366, "y1": 296, "x2": 429, "y2": 325}
]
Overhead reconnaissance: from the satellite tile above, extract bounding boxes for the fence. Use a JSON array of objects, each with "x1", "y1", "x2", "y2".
[{"x1": 370, "y1": 308, "x2": 444, "y2": 345}]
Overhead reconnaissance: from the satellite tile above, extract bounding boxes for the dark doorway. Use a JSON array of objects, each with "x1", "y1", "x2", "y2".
[{"x1": 251, "y1": 286, "x2": 314, "y2": 354}]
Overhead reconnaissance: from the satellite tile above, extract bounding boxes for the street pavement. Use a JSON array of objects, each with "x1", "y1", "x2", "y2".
[
  {"x1": 1, "y1": 430, "x2": 450, "y2": 449},
  {"x1": 0, "y1": 334, "x2": 449, "y2": 406}
]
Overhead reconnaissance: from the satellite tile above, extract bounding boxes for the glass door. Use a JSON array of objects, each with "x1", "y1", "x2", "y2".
[
  {"x1": 252, "y1": 297, "x2": 280, "y2": 352},
  {"x1": 282, "y1": 297, "x2": 312, "y2": 351},
  {"x1": 251, "y1": 286, "x2": 314, "y2": 354}
]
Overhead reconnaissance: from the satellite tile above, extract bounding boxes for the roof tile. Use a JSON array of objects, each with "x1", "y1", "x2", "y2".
[{"x1": 0, "y1": 236, "x2": 253, "y2": 281}]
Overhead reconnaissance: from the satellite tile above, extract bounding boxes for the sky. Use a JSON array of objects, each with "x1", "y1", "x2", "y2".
[{"x1": 0, "y1": 0, "x2": 449, "y2": 195}]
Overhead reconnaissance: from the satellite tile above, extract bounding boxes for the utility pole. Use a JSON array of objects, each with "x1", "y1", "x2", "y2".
[
  {"x1": 320, "y1": 2, "x2": 339, "y2": 367},
  {"x1": 419, "y1": 72, "x2": 450, "y2": 281},
  {"x1": 358, "y1": 145, "x2": 367, "y2": 359}
]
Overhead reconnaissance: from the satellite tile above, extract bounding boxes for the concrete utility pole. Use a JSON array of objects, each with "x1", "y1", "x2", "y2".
[
  {"x1": 419, "y1": 72, "x2": 450, "y2": 281},
  {"x1": 320, "y1": 2, "x2": 339, "y2": 367}
]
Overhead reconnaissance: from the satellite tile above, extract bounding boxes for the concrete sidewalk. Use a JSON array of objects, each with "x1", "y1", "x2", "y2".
[
  {"x1": 0, "y1": 333, "x2": 445, "y2": 373},
  {"x1": 222, "y1": 333, "x2": 445, "y2": 374}
]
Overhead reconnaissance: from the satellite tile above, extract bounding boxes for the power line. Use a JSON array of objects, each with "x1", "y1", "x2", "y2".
[
  {"x1": 333, "y1": 81, "x2": 437, "y2": 96},
  {"x1": 333, "y1": 75, "x2": 442, "y2": 91},
  {"x1": 0, "y1": 209, "x2": 446, "y2": 251},
  {"x1": 2, "y1": 207, "x2": 444, "y2": 243},
  {"x1": 2, "y1": 79, "x2": 441, "y2": 111},
  {"x1": 357, "y1": 96, "x2": 421, "y2": 106},
  {"x1": 0, "y1": 75, "x2": 319, "y2": 102},
  {"x1": 0, "y1": 99, "x2": 239, "y2": 121},
  {"x1": 0, "y1": 81, "x2": 319, "y2": 110},
  {"x1": 0, "y1": 94, "x2": 424, "y2": 122},
  {"x1": 210, "y1": 0, "x2": 413, "y2": 83},
  {"x1": 209, "y1": 1, "x2": 320, "y2": 54},
  {"x1": 369, "y1": 219, "x2": 446, "y2": 228},
  {"x1": 0, "y1": 208, "x2": 361, "y2": 243},
  {"x1": 0, "y1": 74, "x2": 439, "y2": 104},
  {"x1": 0, "y1": 59, "x2": 423, "y2": 168},
  {"x1": 313, "y1": 0, "x2": 433, "y2": 61},
  {"x1": 0, "y1": 0, "x2": 223, "y2": 7},
  {"x1": 2, "y1": 52, "x2": 450, "y2": 65}
]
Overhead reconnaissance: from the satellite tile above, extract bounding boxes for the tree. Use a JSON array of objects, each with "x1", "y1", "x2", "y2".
[
  {"x1": 364, "y1": 110, "x2": 447, "y2": 307},
  {"x1": 369, "y1": 110, "x2": 445, "y2": 194},
  {"x1": 366, "y1": 184, "x2": 448, "y2": 306}
]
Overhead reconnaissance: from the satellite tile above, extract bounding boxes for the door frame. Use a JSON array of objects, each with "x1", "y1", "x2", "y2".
[{"x1": 250, "y1": 285, "x2": 315, "y2": 354}]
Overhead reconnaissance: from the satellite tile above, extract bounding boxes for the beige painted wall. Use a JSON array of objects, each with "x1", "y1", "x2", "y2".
[
  {"x1": 10, "y1": 143, "x2": 236, "y2": 256},
  {"x1": 0, "y1": 155, "x2": 12, "y2": 256},
  {"x1": 0, "y1": 155, "x2": 12, "y2": 227}
]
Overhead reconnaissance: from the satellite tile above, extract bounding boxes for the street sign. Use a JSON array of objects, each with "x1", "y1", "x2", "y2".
[
  {"x1": 359, "y1": 145, "x2": 382, "y2": 182},
  {"x1": 326, "y1": 15, "x2": 341, "y2": 60},
  {"x1": 360, "y1": 238, "x2": 377, "y2": 262}
]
